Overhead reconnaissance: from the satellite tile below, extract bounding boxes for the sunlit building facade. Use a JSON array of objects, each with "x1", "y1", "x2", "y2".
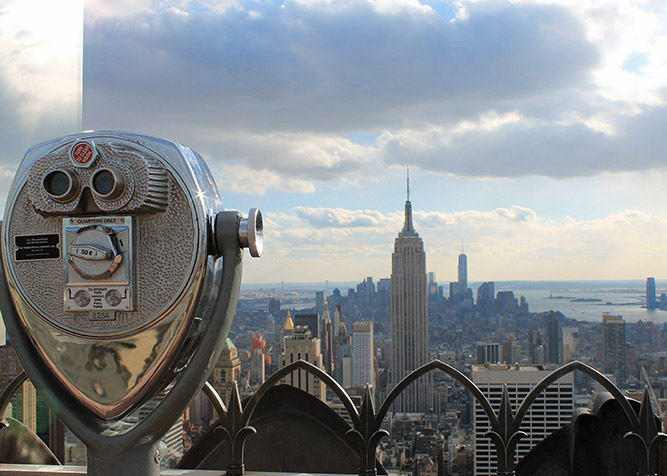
[
  {"x1": 472, "y1": 365, "x2": 574, "y2": 476},
  {"x1": 390, "y1": 177, "x2": 432, "y2": 412}
]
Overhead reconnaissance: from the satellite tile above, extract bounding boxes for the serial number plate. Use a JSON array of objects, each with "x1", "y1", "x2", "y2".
[{"x1": 89, "y1": 310, "x2": 116, "y2": 321}]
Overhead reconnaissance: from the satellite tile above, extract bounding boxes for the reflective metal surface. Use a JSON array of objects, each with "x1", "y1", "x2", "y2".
[
  {"x1": 1, "y1": 131, "x2": 224, "y2": 419},
  {"x1": 238, "y1": 208, "x2": 263, "y2": 258}
]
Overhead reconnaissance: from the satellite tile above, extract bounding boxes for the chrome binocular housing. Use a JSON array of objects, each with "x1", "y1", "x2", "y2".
[{"x1": 1, "y1": 131, "x2": 261, "y2": 420}]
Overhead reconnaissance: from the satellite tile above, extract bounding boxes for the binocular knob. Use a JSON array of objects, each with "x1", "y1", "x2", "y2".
[{"x1": 238, "y1": 208, "x2": 263, "y2": 258}]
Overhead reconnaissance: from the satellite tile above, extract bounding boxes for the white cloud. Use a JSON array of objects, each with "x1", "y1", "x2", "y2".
[
  {"x1": 85, "y1": 0, "x2": 241, "y2": 23},
  {"x1": 244, "y1": 204, "x2": 667, "y2": 283},
  {"x1": 507, "y1": 0, "x2": 667, "y2": 104},
  {"x1": 0, "y1": 0, "x2": 81, "y2": 166},
  {"x1": 293, "y1": 0, "x2": 436, "y2": 15},
  {"x1": 84, "y1": 0, "x2": 622, "y2": 180},
  {"x1": 380, "y1": 100, "x2": 667, "y2": 178},
  {"x1": 212, "y1": 163, "x2": 317, "y2": 195},
  {"x1": 85, "y1": 0, "x2": 152, "y2": 23},
  {"x1": 193, "y1": 130, "x2": 378, "y2": 190},
  {"x1": 295, "y1": 206, "x2": 389, "y2": 227},
  {"x1": 82, "y1": 0, "x2": 666, "y2": 182}
]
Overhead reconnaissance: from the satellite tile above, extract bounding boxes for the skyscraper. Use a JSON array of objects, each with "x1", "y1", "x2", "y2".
[
  {"x1": 562, "y1": 327, "x2": 579, "y2": 362},
  {"x1": 211, "y1": 338, "x2": 242, "y2": 403},
  {"x1": 321, "y1": 299, "x2": 333, "y2": 375},
  {"x1": 315, "y1": 290, "x2": 325, "y2": 316},
  {"x1": 249, "y1": 334, "x2": 267, "y2": 386},
  {"x1": 352, "y1": 321, "x2": 375, "y2": 394},
  {"x1": 390, "y1": 173, "x2": 431, "y2": 412},
  {"x1": 646, "y1": 277, "x2": 657, "y2": 310},
  {"x1": 334, "y1": 322, "x2": 353, "y2": 387},
  {"x1": 527, "y1": 325, "x2": 542, "y2": 364},
  {"x1": 280, "y1": 326, "x2": 326, "y2": 401},
  {"x1": 334, "y1": 322, "x2": 352, "y2": 387},
  {"x1": 501, "y1": 334, "x2": 521, "y2": 364},
  {"x1": 603, "y1": 314, "x2": 627, "y2": 387},
  {"x1": 476, "y1": 342, "x2": 500, "y2": 365},
  {"x1": 545, "y1": 311, "x2": 561, "y2": 364},
  {"x1": 476, "y1": 281, "x2": 495, "y2": 315},
  {"x1": 472, "y1": 364, "x2": 574, "y2": 476},
  {"x1": 294, "y1": 313, "x2": 319, "y2": 338},
  {"x1": 458, "y1": 250, "x2": 468, "y2": 290}
]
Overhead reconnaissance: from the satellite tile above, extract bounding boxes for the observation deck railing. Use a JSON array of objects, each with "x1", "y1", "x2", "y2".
[{"x1": 0, "y1": 359, "x2": 664, "y2": 476}]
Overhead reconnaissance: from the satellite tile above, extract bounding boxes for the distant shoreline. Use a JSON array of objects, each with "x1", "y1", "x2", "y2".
[{"x1": 242, "y1": 279, "x2": 666, "y2": 291}]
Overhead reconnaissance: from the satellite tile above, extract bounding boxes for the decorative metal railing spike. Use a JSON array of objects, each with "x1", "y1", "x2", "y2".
[
  {"x1": 345, "y1": 384, "x2": 389, "y2": 476},
  {"x1": 203, "y1": 359, "x2": 664, "y2": 476},
  {"x1": 202, "y1": 380, "x2": 227, "y2": 419},
  {"x1": 484, "y1": 385, "x2": 527, "y2": 476},
  {"x1": 0, "y1": 361, "x2": 664, "y2": 476},
  {"x1": 215, "y1": 382, "x2": 257, "y2": 476},
  {"x1": 624, "y1": 390, "x2": 666, "y2": 476},
  {"x1": 211, "y1": 359, "x2": 361, "y2": 475}
]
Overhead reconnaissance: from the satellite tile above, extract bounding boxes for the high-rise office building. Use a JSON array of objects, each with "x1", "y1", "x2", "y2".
[
  {"x1": 476, "y1": 342, "x2": 500, "y2": 365},
  {"x1": 501, "y1": 334, "x2": 521, "y2": 364},
  {"x1": 545, "y1": 312, "x2": 560, "y2": 364},
  {"x1": 280, "y1": 326, "x2": 326, "y2": 401},
  {"x1": 496, "y1": 291, "x2": 519, "y2": 313},
  {"x1": 315, "y1": 290, "x2": 325, "y2": 316},
  {"x1": 376, "y1": 278, "x2": 391, "y2": 310},
  {"x1": 294, "y1": 313, "x2": 319, "y2": 339},
  {"x1": 527, "y1": 325, "x2": 542, "y2": 364},
  {"x1": 472, "y1": 365, "x2": 574, "y2": 476},
  {"x1": 352, "y1": 322, "x2": 375, "y2": 394},
  {"x1": 0, "y1": 345, "x2": 22, "y2": 394},
  {"x1": 277, "y1": 311, "x2": 295, "y2": 367},
  {"x1": 458, "y1": 251, "x2": 468, "y2": 290},
  {"x1": 603, "y1": 314, "x2": 627, "y2": 387},
  {"x1": 356, "y1": 277, "x2": 376, "y2": 315},
  {"x1": 334, "y1": 323, "x2": 353, "y2": 387},
  {"x1": 249, "y1": 349, "x2": 265, "y2": 386},
  {"x1": 390, "y1": 174, "x2": 431, "y2": 412},
  {"x1": 646, "y1": 277, "x2": 657, "y2": 310},
  {"x1": 250, "y1": 334, "x2": 267, "y2": 386},
  {"x1": 211, "y1": 338, "x2": 242, "y2": 403},
  {"x1": 22, "y1": 380, "x2": 37, "y2": 432},
  {"x1": 268, "y1": 298, "x2": 281, "y2": 316},
  {"x1": 321, "y1": 300, "x2": 333, "y2": 375},
  {"x1": 332, "y1": 304, "x2": 343, "y2": 334},
  {"x1": 562, "y1": 327, "x2": 578, "y2": 363},
  {"x1": 476, "y1": 281, "x2": 495, "y2": 314}
]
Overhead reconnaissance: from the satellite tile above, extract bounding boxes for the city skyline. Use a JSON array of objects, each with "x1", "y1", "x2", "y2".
[{"x1": 2, "y1": 1, "x2": 667, "y2": 284}]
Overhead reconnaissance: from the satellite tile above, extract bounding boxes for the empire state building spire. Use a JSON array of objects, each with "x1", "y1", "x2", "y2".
[{"x1": 401, "y1": 167, "x2": 417, "y2": 236}]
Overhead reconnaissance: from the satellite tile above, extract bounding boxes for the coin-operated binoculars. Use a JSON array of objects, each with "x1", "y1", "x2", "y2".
[{"x1": 0, "y1": 131, "x2": 262, "y2": 475}]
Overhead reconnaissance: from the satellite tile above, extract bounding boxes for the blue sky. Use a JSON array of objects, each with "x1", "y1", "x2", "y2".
[{"x1": 2, "y1": 0, "x2": 667, "y2": 284}]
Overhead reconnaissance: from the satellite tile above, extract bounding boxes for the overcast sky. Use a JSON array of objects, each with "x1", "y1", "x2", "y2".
[{"x1": 2, "y1": 0, "x2": 667, "y2": 285}]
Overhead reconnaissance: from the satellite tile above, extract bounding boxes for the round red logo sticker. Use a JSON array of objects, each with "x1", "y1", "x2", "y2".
[{"x1": 70, "y1": 142, "x2": 96, "y2": 167}]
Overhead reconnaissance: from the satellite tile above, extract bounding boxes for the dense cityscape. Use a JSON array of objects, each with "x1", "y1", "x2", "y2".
[
  {"x1": 1, "y1": 1, "x2": 667, "y2": 475},
  {"x1": 2, "y1": 182, "x2": 665, "y2": 475}
]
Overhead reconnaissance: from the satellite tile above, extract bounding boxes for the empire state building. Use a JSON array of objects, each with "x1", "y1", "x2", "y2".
[{"x1": 390, "y1": 175, "x2": 432, "y2": 412}]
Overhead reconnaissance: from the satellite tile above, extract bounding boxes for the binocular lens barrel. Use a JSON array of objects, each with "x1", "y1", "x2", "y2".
[
  {"x1": 43, "y1": 169, "x2": 79, "y2": 202},
  {"x1": 91, "y1": 167, "x2": 125, "y2": 200}
]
